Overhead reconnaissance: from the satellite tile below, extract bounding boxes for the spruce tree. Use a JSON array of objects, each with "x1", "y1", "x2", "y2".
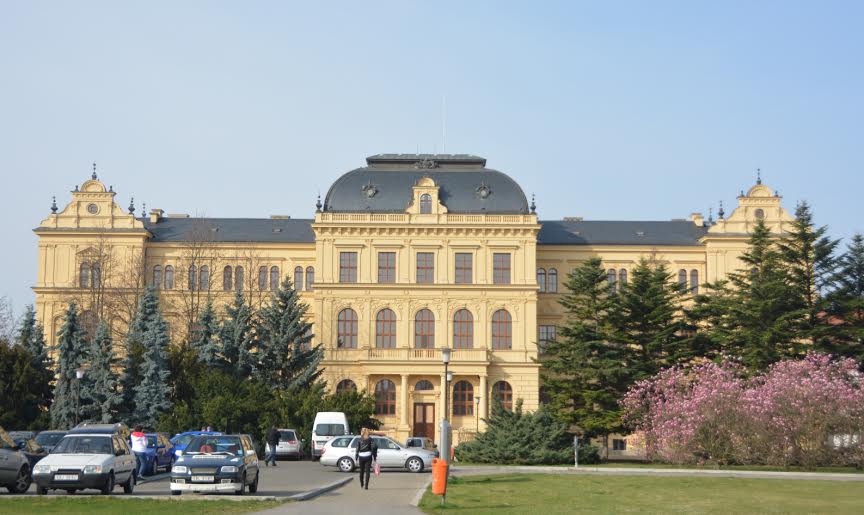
[
  {"x1": 50, "y1": 303, "x2": 86, "y2": 429},
  {"x1": 191, "y1": 300, "x2": 221, "y2": 369},
  {"x1": 254, "y1": 278, "x2": 322, "y2": 389},
  {"x1": 220, "y1": 291, "x2": 255, "y2": 377},
  {"x1": 826, "y1": 233, "x2": 864, "y2": 360},
  {"x1": 82, "y1": 322, "x2": 123, "y2": 423},
  {"x1": 120, "y1": 287, "x2": 160, "y2": 418},
  {"x1": 16, "y1": 305, "x2": 53, "y2": 379},
  {"x1": 133, "y1": 311, "x2": 172, "y2": 426}
]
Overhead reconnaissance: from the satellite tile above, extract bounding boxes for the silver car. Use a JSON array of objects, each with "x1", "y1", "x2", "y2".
[
  {"x1": 319, "y1": 435, "x2": 434, "y2": 473},
  {"x1": 265, "y1": 428, "x2": 304, "y2": 460}
]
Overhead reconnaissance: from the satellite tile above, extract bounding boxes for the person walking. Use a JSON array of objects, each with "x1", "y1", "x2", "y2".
[
  {"x1": 130, "y1": 425, "x2": 148, "y2": 478},
  {"x1": 355, "y1": 428, "x2": 378, "y2": 490},
  {"x1": 265, "y1": 426, "x2": 280, "y2": 467}
]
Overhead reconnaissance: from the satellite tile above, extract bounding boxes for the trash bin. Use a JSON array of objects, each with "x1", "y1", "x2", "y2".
[{"x1": 431, "y1": 457, "x2": 449, "y2": 496}]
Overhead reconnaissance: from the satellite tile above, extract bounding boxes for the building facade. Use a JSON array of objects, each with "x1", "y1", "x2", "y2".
[{"x1": 33, "y1": 154, "x2": 794, "y2": 444}]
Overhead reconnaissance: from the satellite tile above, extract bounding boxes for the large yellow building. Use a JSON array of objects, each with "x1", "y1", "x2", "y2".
[{"x1": 33, "y1": 154, "x2": 794, "y2": 445}]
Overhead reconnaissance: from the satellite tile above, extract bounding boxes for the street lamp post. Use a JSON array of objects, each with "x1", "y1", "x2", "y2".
[
  {"x1": 474, "y1": 395, "x2": 481, "y2": 433},
  {"x1": 439, "y1": 348, "x2": 452, "y2": 506},
  {"x1": 74, "y1": 368, "x2": 85, "y2": 427}
]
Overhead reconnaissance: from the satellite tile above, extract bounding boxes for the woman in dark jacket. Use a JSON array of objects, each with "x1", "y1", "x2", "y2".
[{"x1": 355, "y1": 428, "x2": 378, "y2": 490}]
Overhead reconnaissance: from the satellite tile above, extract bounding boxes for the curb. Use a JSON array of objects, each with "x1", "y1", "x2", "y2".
[
  {"x1": 411, "y1": 477, "x2": 432, "y2": 507},
  {"x1": 289, "y1": 476, "x2": 353, "y2": 501}
]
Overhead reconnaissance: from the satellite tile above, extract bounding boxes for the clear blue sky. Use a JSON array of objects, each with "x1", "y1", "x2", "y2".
[{"x1": 1, "y1": 1, "x2": 862, "y2": 313}]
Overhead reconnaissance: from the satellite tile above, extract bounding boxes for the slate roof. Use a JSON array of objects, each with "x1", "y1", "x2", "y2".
[
  {"x1": 141, "y1": 217, "x2": 315, "y2": 243},
  {"x1": 538, "y1": 220, "x2": 708, "y2": 246},
  {"x1": 323, "y1": 154, "x2": 530, "y2": 214}
]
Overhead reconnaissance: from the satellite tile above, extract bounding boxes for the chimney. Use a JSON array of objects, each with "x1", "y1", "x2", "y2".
[
  {"x1": 690, "y1": 212, "x2": 704, "y2": 227},
  {"x1": 149, "y1": 209, "x2": 164, "y2": 224}
]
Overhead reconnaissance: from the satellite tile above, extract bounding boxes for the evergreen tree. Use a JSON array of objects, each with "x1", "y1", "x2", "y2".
[
  {"x1": 191, "y1": 300, "x2": 221, "y2": 368},
  {"x1": 826, "y1": 233, "x2": 864, "y2": 360},
  {"x1": 120, "y1": 287, "x2": 160, "y2": 418},
  {"x1": 50, "y1": 303, "x2": 86, "y2": 429},
  {"x1": 0, "y1": 341, "x2": 54, "y2": 429},
  {"x1": 220, "y1": 291, "x2": 255, "y2": 377},
  {"x1": 17, "y1": 306, "x2": 50, "y2": 367},
  {"x1": 254, "y1": 278, "x2": 322, "y2": 389},
  {"x1": 542, "y1": 258, "x2": 630, "y2": 446},
  {"x1": 133, "y1": 311, "x2": 172, "y2": 426},
  {"x1": 81, "y1": 322, "x2": 123, "y2": 423}
]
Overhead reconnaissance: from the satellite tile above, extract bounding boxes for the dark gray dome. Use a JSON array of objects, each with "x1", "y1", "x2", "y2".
[{"x1": 323, "y1": 154, "x2": 530, "y2": 214}]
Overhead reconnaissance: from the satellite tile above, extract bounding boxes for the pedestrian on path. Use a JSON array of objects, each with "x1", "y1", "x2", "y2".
[
  {"x1": 130, "y1": 425, "x2": 148, "y2": 478},
  {"x1": 265, "y1": 426, "x2": 281, "y2": 466},
  {"x1": 355, "y1": 428, "x2": 378, "y2": 490}
]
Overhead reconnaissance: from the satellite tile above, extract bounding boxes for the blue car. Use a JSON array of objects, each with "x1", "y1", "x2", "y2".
[
  {"x1": 170, "y1": 431, "x2": 223, "y2": 458},
  {"x1": 141, "y1": 433, "x2": 175, "y2": 475}
]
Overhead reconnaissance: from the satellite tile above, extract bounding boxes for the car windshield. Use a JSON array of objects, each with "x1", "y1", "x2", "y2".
[
  {"x1": 279, "y1": 431, "x2": 297, "y2": 442},
  {"x1": 315, "y1": 424, "x2": 345, "y2": 437},
  {"x1": 172, "y1": 435, "x2": 193, "y2": 446},
  {"x1": 53, "y1": 435, "x2": 113, "y2": 454},
  {"x1": 185, "y1": 436, "x2": 243, "y2": 456},
  {"x1": 35, "y1": 433, "x2": 65, "y2": 446}
]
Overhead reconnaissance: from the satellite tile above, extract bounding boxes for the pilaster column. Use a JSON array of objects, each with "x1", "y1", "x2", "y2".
[
  {"x1": 400, "y1": 374, "x2": 409, "y2": 426},
  {"x1": 479, "y1": 375, "x2": 488, "y2": 430}
]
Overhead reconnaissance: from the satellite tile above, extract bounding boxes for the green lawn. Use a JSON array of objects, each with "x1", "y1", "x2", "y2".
[
  {"x1": 456, "y1": 461, "x2": 864, "y2": 474},
  {"x1": 0, "y1": 498, "x2": 285, "y2": 515},
  {"x1": 419, "y1": 474, "x2": 864, "y2": 514}
]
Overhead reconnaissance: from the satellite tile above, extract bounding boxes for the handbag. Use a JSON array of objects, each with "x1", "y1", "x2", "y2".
[{"x1": 373, "y1": 460, "x2": 381, "y2": 477}]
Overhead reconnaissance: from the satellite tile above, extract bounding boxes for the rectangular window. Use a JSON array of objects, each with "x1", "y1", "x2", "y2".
[
  {"x1": 493, "y1": 253, "x2": 511, "y2": 285},
  {"x1": 455, "y1": 253, "x2": 473, "y2": 284},
  {"x1": 538, "y1": 325, "x2": 556, "y2": 354},
  {"x1": 378, "y1": 252, "x2": 396, "y2": 284},
  {"x1": 339, "y1": 252, "x2": 358, "y2": 283},
  {"x1": 612, "y1": 439, "x2": 627, "y2": 451},
  {"x1": 416, "y1": 252, "x2": 434, "y2": 284}
]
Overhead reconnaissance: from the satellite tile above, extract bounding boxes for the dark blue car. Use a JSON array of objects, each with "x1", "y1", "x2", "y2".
[
  {"x1": 142, "y1": 433, "x2": 175, "y2": 475},
  {"x1": 170, "y1": 431, "x2": 223, "y2": 459}
]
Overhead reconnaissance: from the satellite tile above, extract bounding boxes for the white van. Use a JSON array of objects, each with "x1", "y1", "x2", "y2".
[{"x1": 311, "y1": 412, "x2": 349, "y2": 460}]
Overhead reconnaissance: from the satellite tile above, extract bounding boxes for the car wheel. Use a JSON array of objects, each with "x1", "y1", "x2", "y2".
[
  {"x1": 36, "y1": 485, "x2": 47, "y2": 495},
  {"x1": 100, "y1": 473, "x2": 114, "y2": 495},
  {"x1": 123, "y1": 470, "x2": 136, "y2": 494},
  {"x1": 171, "y1": 490, "x2": 181, "y2": 496},
  {"x1": 66, "y1": 489, "x2": 76, "y2": 494},
  {"x1": 337, "y1": 457, "x2": 355, "y2": 473},
  {"x1": 8, "y1": 465, "x2": 31, "y2": 493},
  {"x1": 406, "y1": 457, "x2": 424, "y2": 473},
  {"x1": 236, "y1": 473, "x2": 246, "y2": 495},
  {"x1": 248, "y1": 471, "x2": 259, "y2": 493}
]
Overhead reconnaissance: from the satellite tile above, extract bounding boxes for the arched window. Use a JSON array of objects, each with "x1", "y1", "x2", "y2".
[
  {"x1": 548, "y1": 268, "x2": 558, "y2": 293},
  {"x1": 414, "y1": 309, "x2": 435, "y2": 349},
  {"x1": 375, "y1": 379, "x2": 396, "y2": 415},
  {"x1": 336, "y1": 379, "x2": 357, "y2": 395},
  {"x1": 607, "y1": 269, "x2": 617, "y2": 292},
  {"x1": 337, "y1": 308, "x2": 358, "y2": 349},
  {"x1": 91, "y1": 263, "x2": 101, "y2": 288},
  {"x1": 493, "y1": 381, "x2": 513, "y2": 410},
  {"x1": 199, "y1": 265, "x2": 209, "y2": 291},
  {"x1": 294, "y1": 266, "x2": 304, "y2": 291},
  {"x1": 188, "y1": 265, "x2": 197, "y2": 290},
  {"x1": 452, "y1": 380, "x2": 474, "y2": 416},
  {"x1": 376, "y1": 309, "x2": 397, "y2": 348},
  {"x1": 678, "y1": 269, "x2": 688, "y2": 292},
  {"x1": 415, "y1": 380, "x2": 434, "y2": 391},
  {"x1": 537, "y1": 268, "x2": 547, "y2": 293},
  {"x1": 690, "y1": 269, "x2": 699, "y2": 294},
  {"x1": 419, "y1": 193, "x2": 432, "y2": 214},
  {"x1": 153, "y1": 265, "x2": 163, "y2": 289},
  {"x1": 223, "y1": 266, "x2": 233, "y2": 291},
  {"x1": 618, "y1": 268, "x2": 627, "y2": 285},
  {"x1": 235, "y1": 266, "x2": 244, "y2": 291},
  {"x1": 491, "y1": 309, "x2": 512, "y2": 350},
  {"x1": 80, "y1": 310, "x2": 97, "y2": 341},
  {"x1": 258, "y1": 266, "x2": 267, "y2": 290},
  {"x1": 306, "y1": 266, "x2": 315, "y2": 291},
  {"x1": 164, "y1": 265, "x2": 174, "y2": 290},
  {"x1": 79, "y1": 262, "x2": 90, "y2": 288},
  {"x1": 453, "y1": 309, "x2": 474, "y2": 349},
  {"x1": 270, "y1": 266, "x2": 280, "y2": 291}
]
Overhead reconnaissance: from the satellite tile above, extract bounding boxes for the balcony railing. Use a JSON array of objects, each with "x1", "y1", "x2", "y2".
[
  {"x1": 316, "y1": 212, "x2": 537, "y2": 225},
  {"x1": 324, "y1": 347, "x2": 489, "y2": 362}
]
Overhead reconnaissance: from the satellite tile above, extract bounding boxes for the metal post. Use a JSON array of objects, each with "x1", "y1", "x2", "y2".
[{"x1": 574, "y1": 436, "x2": 579, "y2": 468}]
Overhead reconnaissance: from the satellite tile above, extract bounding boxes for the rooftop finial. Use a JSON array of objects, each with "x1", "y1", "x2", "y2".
[
  {"x1": 718, "y1": 200, "x2": 725, "y2": 219},
  {"x1": 142, "y1": 202, "x2": 146, "y2": 215},
  {"x1": 128, "y1": 196, "x2": 135, "y2": 215},
  {"x1": 530, "y1": 193, "x2": 536, "y2": 214},
  {"x1": 315, "y1": 193, "x2": 322, "y2": 212},
  {"x1": 707, "y1": 206, "x2": 714, "y2": 225},
  {"x1": 51, "y1": 196, "x2": 58, "y2": 214},
  {"x1": 756, "y1": 168, "x2": 762, "y2": 185},
  {"x1": 74, "y1": 184, "x2": 79, "y2": 192},
  {"x1": 92, "y1": 162, "x2": 97, "y2": 180}
]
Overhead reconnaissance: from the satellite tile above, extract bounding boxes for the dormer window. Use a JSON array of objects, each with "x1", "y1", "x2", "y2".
[{"x1": 420, "y1": 194, "x2": 432, "y2": 214}]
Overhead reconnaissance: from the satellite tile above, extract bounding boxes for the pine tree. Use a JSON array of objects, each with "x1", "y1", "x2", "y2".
[
  {"x1": 220, "y1": 291, "x2": 255, "y2": 377},
  {"x1": 81, "y1": 322, "x2": 123, "y2": 423},
  {"x1": 16, "y1": 304, "x2": 53, "y2": 380},
  {"x1": 50, "y1": 303, "x2": 86, "y2": 429},
  {"x1": 826, "y1": 233, "x2": 864, "y2": 360},
  {"x1": 254, "y1": 278, "x2": 322, "y2": 389},
  {"x1": 191, "y1": 300, "x2": 221, "y2": 368},
  {"x1": 542, "y1": 258, "x2": 630, "y2": 446},
  {"x1": 133, "y1": 311, "x2": 172, "y2": 426},
  {"x1": 0, "y1": 342, "x2": 54, "y2": 429},
  {"x1": 120, "y1": 287, "x2": 160, "y2": 418}
]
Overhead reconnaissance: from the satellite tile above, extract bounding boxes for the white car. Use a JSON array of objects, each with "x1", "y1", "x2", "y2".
[
  {"x1": 32, "y1": 429, "x2": 137, "y2": 495},
  {"x1": 320, "y1": 435, "x2": 434, "y2": 473}
]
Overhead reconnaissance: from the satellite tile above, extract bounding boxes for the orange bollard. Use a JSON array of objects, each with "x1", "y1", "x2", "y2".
[{"x1": 431, "y1": 458, "x2": 449, "y2": 496}]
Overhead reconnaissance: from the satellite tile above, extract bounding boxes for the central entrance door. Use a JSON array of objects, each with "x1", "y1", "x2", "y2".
[{"x1": 413, "y1": 403, "x2": 435, "y2": 441}]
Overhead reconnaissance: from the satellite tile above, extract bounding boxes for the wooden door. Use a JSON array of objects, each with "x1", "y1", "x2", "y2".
[{"x1": 413, "y1": 403, "x2": 435, "y2": 441}]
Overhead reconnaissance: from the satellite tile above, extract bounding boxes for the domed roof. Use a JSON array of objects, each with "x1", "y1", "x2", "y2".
[{"x1": 323, "y1": 154, "x2": 530, "y2": 214}]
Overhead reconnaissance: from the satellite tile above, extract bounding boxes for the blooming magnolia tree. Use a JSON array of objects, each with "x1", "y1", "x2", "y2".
[{"x1": 622, "y1": 353, "x2": 864, "y2": 467}]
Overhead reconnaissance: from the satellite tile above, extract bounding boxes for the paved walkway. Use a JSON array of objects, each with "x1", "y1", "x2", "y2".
[{"x1": 451, "y1": 465, "x2": 864, "y2": 481}]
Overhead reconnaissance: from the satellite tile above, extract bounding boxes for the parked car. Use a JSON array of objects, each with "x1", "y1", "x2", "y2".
[
  {"x1": 10, "y1": 436, "x2": 48, "y2": 470},
  {"x1": 73, "y1": 422, "x2": 130, "y2": 440},
  {"x1": 170, "y1": 434, "x2": 259, "y2": 495},
  {"x1": 0, "y1": 426, "x2": 32, "y2": 493},
  {"x1": 141, "y1": 433, "x2": 175, "y2": 475},
  {"x1": 406, "y1": 436, "x2": 439, "y2": 457},
  {"x1": 34, "y1": 431, "x2": 68, "y2": 453},
  {"x1": 311, "y1": 412, "x2": 349, "y2": 460},
  {"x1": 320, "y1": 435, "x2": 433, "y2": 473},
  {"x1": 32, "y1": 428, "x2": 137, "y2": 495},
  {"x1": 170, "y1": 431, "x2": 223, "y2": 458},
  {"x1": 9, "y1": 431, "x2": 37, "y2": 441},
  {"x1": 265, "y1": 428, "x2": 304, "y2": 460}
]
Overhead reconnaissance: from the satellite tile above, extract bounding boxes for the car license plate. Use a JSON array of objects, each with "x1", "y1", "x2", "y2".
[
  {"x1": 55, "y1": 474, "x2": 78, "y2": 481},
  {"x1": 192, "y1": 475, "x2": 214, "y2": 482}
]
